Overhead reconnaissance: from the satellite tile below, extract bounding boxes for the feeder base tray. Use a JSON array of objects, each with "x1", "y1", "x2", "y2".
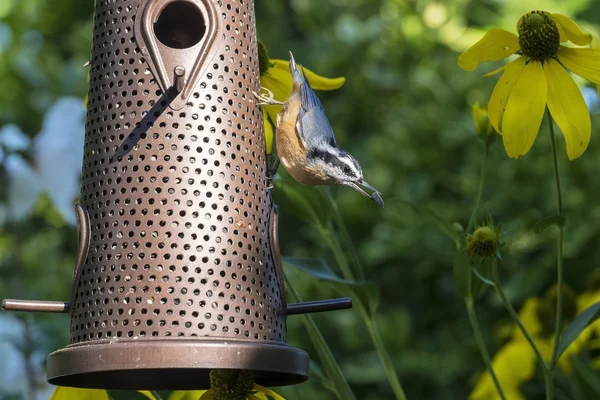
[{"x1": 47, "y1": 338, "x2": 309, "y2": 390}]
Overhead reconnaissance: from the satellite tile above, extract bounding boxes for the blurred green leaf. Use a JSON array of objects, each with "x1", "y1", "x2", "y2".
[
  {"x1": 533, "y1": 215, "x2": 565, "y2": 234},
  {"x1": 391, "y1": 201, "x2": 461, "y2": 248},
  {"x1": 277, "y1": 181, "x2": 332, "y2": 229},
  {"x1": 472, "y1": 258, "x2": 493, "y2": 297},
  {"x1": 452, "y1": 251, "x2": 471, "y2": 298},
  {"x1": 555, "y1": 302, "x2": 600, "y2": 363},
  {"x1": 284, "y1": 257, "x2": 380, "y2": 317},
  {"x1": 570, "y1": 356, "x2": 600, "y2": 398},
  {"x1": 285, "y1": 273, "x2": 357, "y2": 400}
]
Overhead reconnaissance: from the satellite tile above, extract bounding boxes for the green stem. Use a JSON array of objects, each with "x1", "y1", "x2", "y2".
[
  {"x1": 323, "y1": 187, "x2": 365, "y2": 280},
  {"x1": 467, "y1": 140, "x2": 490, "y2": 234},
  {"x1": 465, "y1": 298, "x2": 506, "y2": 400},
  {"x1": 320, "y1": 227, "x2": 355, "y2": 281},
  {"x1": 364, "y1": 315, "x2": 408, "y2": 400},
  {"x1": 545, "y1": 370, "x2": 554, "y2": 400},
  {"x1": 286, "y1": 274, "x2": 357, "y2": 400},
  {"x1": 321, "y1": 215, "x2": 407, "y2": 399},
  {"x1": 491, "y1": 260, "x2": 548, "y2": 371},
  {"x1": 547, "y1": 110, "x2": 564, "y2": 371}
]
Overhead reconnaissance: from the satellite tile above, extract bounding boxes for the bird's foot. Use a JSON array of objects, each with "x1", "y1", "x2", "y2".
[{"x1": 253, "y1": 87, "x2": 285, "y2": 106}]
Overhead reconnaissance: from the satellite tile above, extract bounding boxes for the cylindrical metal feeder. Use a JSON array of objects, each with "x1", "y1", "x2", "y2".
[{"x1": 1, "y1": 0, "x2": 353, "y2": 391}]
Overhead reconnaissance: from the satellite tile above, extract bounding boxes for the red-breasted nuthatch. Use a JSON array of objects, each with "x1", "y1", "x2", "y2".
[{"x1": 254, "y1": 52, "x2": 384, "y2": 208}]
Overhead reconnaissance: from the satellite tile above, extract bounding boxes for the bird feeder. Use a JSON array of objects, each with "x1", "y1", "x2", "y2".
[{"x1": 1, "y1": 0, "x2": 351, "y2": 390}]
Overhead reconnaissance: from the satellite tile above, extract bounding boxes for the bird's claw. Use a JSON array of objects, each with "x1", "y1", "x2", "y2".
[{"x1": 253, "y1": 87, "x2": 285, "y2": 106}]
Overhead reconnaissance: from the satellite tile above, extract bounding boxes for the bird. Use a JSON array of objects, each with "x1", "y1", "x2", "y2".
[{"x1": 253, "y1": 52, "x2": 384, "y2": 208}]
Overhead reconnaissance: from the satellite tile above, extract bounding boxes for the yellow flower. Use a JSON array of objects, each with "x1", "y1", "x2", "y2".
[
  {"x1": 50, "y1": 387, "x2": 109, "y2": 400},
  {"x1": 458, "y1": 11, "x2": 600, "y2": 160},
  {"x1": 470, "y1": 340, "x2": 541, "y2": 400},
  {"x1": 258, "y1": 42, "x2": 345, "y2": 154},
  {"x1": 470, "y1": 288, "x2": 600, "y2": 399}
]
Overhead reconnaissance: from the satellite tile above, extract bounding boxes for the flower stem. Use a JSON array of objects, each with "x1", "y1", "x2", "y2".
[
  {"x1": 490, "y1": 259, "x2": 548, "y2": 370},
  {"x1": 286, "y1": 274, "x2": 358, "y2": 400},
  {"x1": 547, "y1": 109, "x2": 564, "y2": 374},
  {"x1": 323, "y1": 187, "x2": 366, "y2": 280},
  {"x1": 465, "y1": 297, "x2": 506, "y2": 400},
  {"x1": 545, "y1": 370, "x2": 554, "y2": 400},
  {"x1": 318, "y1": 209, "x2": 407, "y2": 400},
  {"x1": 363, "y1": 314, "x2": 408, "y2": 400},
  {"x1": 467, "y1": 140, "x2": 490, "y2": 234}
]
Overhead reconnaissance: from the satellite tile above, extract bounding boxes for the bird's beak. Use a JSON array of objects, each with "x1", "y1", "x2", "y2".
[{"x1": 347, "y1": 179, "x2": 384, "y2": 208}]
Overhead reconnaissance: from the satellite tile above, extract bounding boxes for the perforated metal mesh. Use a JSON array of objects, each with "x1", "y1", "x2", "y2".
[{"x1": 71, "y1": 0, "x2": 285, "y2": 345}]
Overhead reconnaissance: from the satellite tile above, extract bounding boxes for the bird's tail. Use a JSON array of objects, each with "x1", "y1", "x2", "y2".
[{"x1": 289, "y1": 51, "x2": 304, "y2": 92}]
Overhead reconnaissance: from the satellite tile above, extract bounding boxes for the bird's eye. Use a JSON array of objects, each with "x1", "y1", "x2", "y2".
[{"x1": 343, "y1": 166, "x2": 351, "y2": 174}]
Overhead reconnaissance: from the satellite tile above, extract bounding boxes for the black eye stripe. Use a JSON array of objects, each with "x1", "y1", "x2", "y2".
[{"x1": 308, "y1": 148, "x2": 358, "y2": 177}]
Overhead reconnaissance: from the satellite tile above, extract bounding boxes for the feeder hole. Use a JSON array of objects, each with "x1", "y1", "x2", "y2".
[{"x1": 154, "y1": 1, "x2": 206, "y2": 49}]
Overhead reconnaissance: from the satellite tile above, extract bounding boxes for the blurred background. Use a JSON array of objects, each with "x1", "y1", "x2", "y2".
[{"x1": 1, "y1": 0, "x2": 600, "y2": 399}]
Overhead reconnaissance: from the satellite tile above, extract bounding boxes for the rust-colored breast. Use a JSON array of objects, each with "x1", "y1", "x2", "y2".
[{"x1": 276, "y1": 94, "x2": 328, "y2": 186}]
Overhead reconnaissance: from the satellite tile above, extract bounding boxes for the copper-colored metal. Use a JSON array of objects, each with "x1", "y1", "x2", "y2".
[
  {"x1": 173, "y1": 65, "x2": 186, "y2": 93},
  {"x1": 48, "y1": 340, "x2": 308, "y2": 389},
  {"x1": 45, "y1": 0, "x2": 310, "y2": 388},
  {"x1": 135, "y1": 0, "x2": 222, "y2": 110},
  {"x1": 0, "y1": 0, "x2": 356, "y2": 389},
  {"x1": 1, "y1": 299, "x2": 69, "y2": 313}
]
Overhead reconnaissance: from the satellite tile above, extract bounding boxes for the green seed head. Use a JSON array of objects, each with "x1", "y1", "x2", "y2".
[
  {"x1": 518, "y1": 11, "x2": 560, "y2": 61},
  {"x1": 210, "y1": 369, "x2": 255, "y2": 400},
  {"x1": 467, "y1": 226, "x2": 499, "y2": 258}
]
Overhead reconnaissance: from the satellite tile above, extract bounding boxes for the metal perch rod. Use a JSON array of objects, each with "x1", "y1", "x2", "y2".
[{"x1": 2, "y1": 297, "x2": 352, "y2": 315}]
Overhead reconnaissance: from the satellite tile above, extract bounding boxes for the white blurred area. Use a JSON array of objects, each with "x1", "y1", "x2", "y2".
[
  {"x1": 0, "y1": 314, "x2": 56, "y2": 400},
  {"x1": 0, "y1": 97, "x2": 85, "y2": 227},
  {"x1": 0, "y1": 97, "x2": 85, "y2": 399}
]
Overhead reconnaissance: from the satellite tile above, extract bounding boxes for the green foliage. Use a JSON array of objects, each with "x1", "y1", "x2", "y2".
[
  {"x1": 555, "y1": 302, "x2": 600, "y2": 363},
  {"x1": 3, "y1": 0, "x2": 600, "y2": 399}
]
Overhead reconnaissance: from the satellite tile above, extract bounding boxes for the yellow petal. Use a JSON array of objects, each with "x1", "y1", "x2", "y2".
[
  {"x1": 260, "y1": 61, "x2": 291, "y2": 124},
  {"x1": 590, "y1": 38, "x2": 600, "y2": 99},
  {"x1": 558, "y1": 46, "x2": 600, "y2": 84},
  {"x1": 551, "y1": 14, "x2": 592, "y2": 45},
  {"x1": 501, "y1": 60, "x2": 547, "y2": 159},
  {"x1": 167, "y1": 391, "x2": 209, "y2": 400},
  {"x1": 488, "y1": 57, "x2": 527, "y2": 133},
  {"x1": 260, "y1": 59, "x2": 345, "y2": 127},
  {"x1": 138, "y1": 391, "x2": 157, "y2": 400},
  {"x1": 254, "y1": 384, "x2": 286, "y2": 400},
  {"x1": 262, "y1": 109, "x2": 274, "y2": 155},
  {"x1": 301, "y1": 67, "x2": 345, "y2": 91},
  {"x1": 469, "y1": 341, "x2": 537, "y2": 400},
  {"x1": 50, "y1": 387, "x2": 109, "y2": 400},
  {"x1": 484, "y1": 64, "x2": 506, "y2": 77},
  {"x1": 458, "y1": 29, "x2": 520, "y2": 71},
  {"x1": 511, "y1": 298, "x2": 542, "y2": 341},
  {"x1": 198, "y1": 391, "x2": 214, "y2": 400},
  {"x1": 545, "y1": 59, "x2": 591, "y2": 160}
]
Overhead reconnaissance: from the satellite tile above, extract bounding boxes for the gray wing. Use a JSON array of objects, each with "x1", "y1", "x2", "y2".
[{"x1": 296, "y1": 80, "x2": 337, "y2": 148}]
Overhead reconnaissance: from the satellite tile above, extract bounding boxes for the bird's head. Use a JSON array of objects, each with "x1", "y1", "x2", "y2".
[{"x1": 307, "y1": 146, "x2": 384, "y2": 207}]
